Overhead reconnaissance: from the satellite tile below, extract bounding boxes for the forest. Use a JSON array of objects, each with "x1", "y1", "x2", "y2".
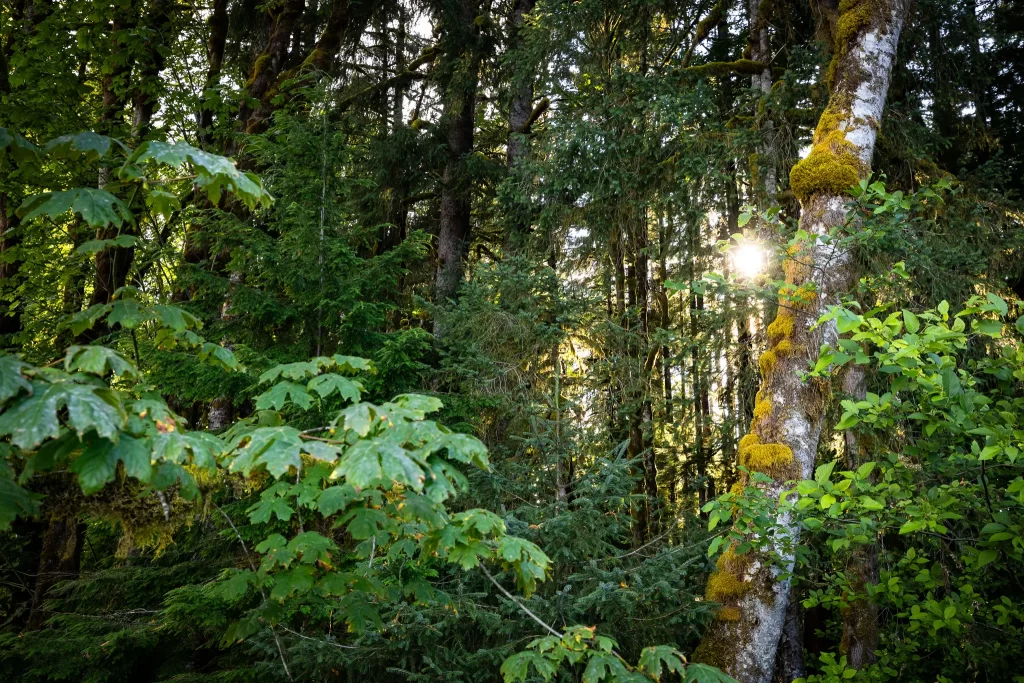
[{"x1": 1, "y1": 0, "x2": 1023, "y2": 681}]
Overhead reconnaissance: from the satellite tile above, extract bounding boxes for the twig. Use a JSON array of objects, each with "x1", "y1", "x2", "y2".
[
  {"x1": 479, "y1": 565, "x2": 562, "y2": 638},
  {"x1": 215, "y1": 504, "x2": 293, "y2": 681}
]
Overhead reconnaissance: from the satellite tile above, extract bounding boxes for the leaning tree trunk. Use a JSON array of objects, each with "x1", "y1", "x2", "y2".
[{"x1": 692, "y1": 4, "x2": 904, "y2": 680}]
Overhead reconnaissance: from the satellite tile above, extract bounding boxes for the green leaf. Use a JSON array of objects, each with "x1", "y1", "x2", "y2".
[
  {"x1": 0, "y1": 461, "x2": 42, "y2": 528},
  {"x1": 316, "y1": 484, "x2": 359, "y2": 516},
  {"x1": 860, "y1": 496, "x2": 884, "y2": 510},
  {"x1": 814, "y1": 461, "x2": 836, "y2": 484},
  {"x1": 973, "y1": 319, "x2": 1003, "y2": 337},
  {"x1": 637, "y1": 646, "x2": 686, "y2": 678},
  {"x1": 64, "y1": 345, "x2": 137, "y2": 378},
  {"x1": 977, "y1": 549, "x2": 998, "y2": 568},
  {"x1": 18, "y1": 188, "x2": 133, "y2": 228},
  {"x1": 247, "y1": 497, "x2": 294, "y2": 523},
  {"x1": 340, "y1": 403, "x2": 374, "y2": 437},
  {"x1": 269, "y1": 565, "x2": 315, "y2": 601},
  {"x1": 332, "y1": 355, "x2": 373, "y2": 373},
  {"x1": 985, "y1": 292, "x2": 1008, "y2": 317},
  {"x1": 217, "y1": 569, "x2": 255, "y2": 600},
  {"x1": 287, "y1": 531, "x2": 336, "y2": 564},
  {"x1": 135, "y1": 141, "x2": 272, "y2": 210},
  {"x1": 255, "y1": 381, "x2": 314, "y2": 411},
  {"x1": 0, "y1": 382, "x2": 63, "y2": 449},
  {"x1": 0, "y1": 127, "x2": 41, "y2": 164},
  {"x1": 45, "y1": 132, "x2": 117, "y2": 161},
  {"x1": 0, "y1": 354, "x2": 32, "y2": 402},
  {"x1": 903, "y1": 309, "x2": 920, "y2": 334},
  {"x1": 229, "y1": 426, "x2": 304, "y2": 477},
  {"x1": 70, "y1": 437, "x2": 120, "y2": 494},
  {"x1": 107, "y1": 299, "x2": 149, "y2": 329},
  {"x1": 307, "y1": 374, "x2": 362, "y2": 402},
  {"x1": 63, "y1": 385, "x2": 125, "y2": 440},
  {"x1": 685, "y1": 663, "x2": 739, "y2": 683}
]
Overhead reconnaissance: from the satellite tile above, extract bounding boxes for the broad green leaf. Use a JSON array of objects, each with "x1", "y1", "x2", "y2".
[
  {"x1": 685, "y1": 663, "x2": 739, "y2": 683},
  {"x1": 0, "y1": 461, "x2": 41, "y2": 528},
  {"x1": 63, "y1": 385, "x2": 125, "y2": 440},
  {"x1": 70, "y1": 437, "x2": 120, "y2": 494},
  {"x1": 45, "y1": 132, "x2": 116, "y2": 160},
  {"x1": 107, "y1": 299, "x2": 149, "y2": 329},
  {"x1": 64, "y1": 345, "x2": 137, "y2": 378},
  {"x1": 18, "y1": 188, "x2": 133, "y2": 228},
  {"x1": 0, "y1": 354, "x2": 32, "y2": 402},
  {"x1": 247, "y1": 497, "x2": 294, "y2": 523},
  {"x1": 903, "y1": 309, "x2": 920, "y2": 334},
  {"x1": 287, "y1": 531, "x2": 336, "y2": 564},
  {"x1": 229, "y1": 426, "x2": 304, "y2": 477},
  {"x1": 316, "y1": 484, "x2": 359, "y2": 516},
  {"x1": 0, "y1": 382, "x2": 64, "y2": 449},
  {"x1": 255, "y1": 381, "x2": 314, "y2": 411},
  {"x1": 860, "y1": 496, "x2": 884, "y2": 510},
  {"x1": 217, "y1": 569, "x2": 255, "y2": 600},
  {"x1": 0, "y1": 127, "x2": 41, "y2": 164},
  {"x1": 307, "y1": 373, "x2": 362, "y2": 402},
  {"x1": 977, "y1": 549, "x2": 998, "y2": 568}
]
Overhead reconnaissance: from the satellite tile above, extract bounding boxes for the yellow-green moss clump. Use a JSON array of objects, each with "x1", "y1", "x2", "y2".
[
  {"x1": 789, "y1": 109, "x2": 863, "y2": 201},
  {"x1": 738, "y1": 433, "x2": 796, "y2": 479},
  {"x1": 753, "y1": 397, "x2": 772, "y2": 425},
  {"x1": 706, "y1": 548, "x2": 753, "y2": 602},
  {"x1": 717, "y1": 606, "x2": 742, "y2": 622},
  {"x1": 828, "y1": 0, "x2": 878, "y2": 86},
  {"x1": 767, "y1": 311, "x2": 794, "y2": 343},
  {"x1": 758, "y1": 337, "x2": 796, "y2": 375}
]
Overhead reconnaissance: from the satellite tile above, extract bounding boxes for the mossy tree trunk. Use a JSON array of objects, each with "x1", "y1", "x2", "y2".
[{"x1": 692, "y1": 3, "x2": 905, "y2": 680}]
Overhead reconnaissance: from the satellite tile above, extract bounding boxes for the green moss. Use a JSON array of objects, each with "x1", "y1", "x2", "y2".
[
  {"x1": 717, "y1": 606, "x2": 742, "y2": 622},
  {"x1": 742, "y1": 442, "x2": 795, "y2": 478},
  {"x1": 767, "y1": 311, "x2": 794, "y2": 343}
]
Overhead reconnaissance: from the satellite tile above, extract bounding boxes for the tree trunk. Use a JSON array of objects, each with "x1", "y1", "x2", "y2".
[
  {"x1": 692, "y1": 5, "x2": 904, "y2": 679},
  {"x1": 433, "y1": 0, "x2": 481, "y2": 322},
  {"x1": 197, "y1": 0, "x2": 228, "y2": 146},
  {"x1": 27, "y1": 512, "x2": 83, "y2": 630}
]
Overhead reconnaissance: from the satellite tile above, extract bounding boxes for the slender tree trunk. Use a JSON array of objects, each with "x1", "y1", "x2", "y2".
[
  {"x1": 0, "y1": 193, "x2": 23, "y2": 341},
  {"x1": 693, "y1": 5, "x2": 905, "y2": 679},
  {"x1": 433, "y1": 0, "x2": 481, "y2": 323},
  {"x1": 197, "y1": 0, "x2": 228, "y2": 146}
]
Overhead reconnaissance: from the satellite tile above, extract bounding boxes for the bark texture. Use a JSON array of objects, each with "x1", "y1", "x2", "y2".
[
  {"x1": 692, "y1": 3, "x2": 904, "y2": 679},
  {"x1": 434, "y1": 0, "x2": 482, "y2": 316}
]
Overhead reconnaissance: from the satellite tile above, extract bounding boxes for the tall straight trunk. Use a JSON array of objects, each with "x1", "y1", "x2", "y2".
[
  {"x1": 749, "y1": 0, "x2": 776, "y2": 199},
  {"x1": 504, "y1": 0, "x2": 538, "y2": 248},
  {"x1": 693, "y1": 4, "x2": 904, "y2": 679},
  {"x1": 433, "y1": 0, "x2": 481, "y2": 320},
  {"x1": 0, "y1": 193, "x2": 22, "y2": 340},
  {"x1": 27, "y1": 511, "x2": 83, "y2": 630},
  {"x1": 197, "y1": 0, "x2": 228, "y2": 146},
  {"x1": 82, "y1": 10, "x2": 141, "y2": 343}
]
